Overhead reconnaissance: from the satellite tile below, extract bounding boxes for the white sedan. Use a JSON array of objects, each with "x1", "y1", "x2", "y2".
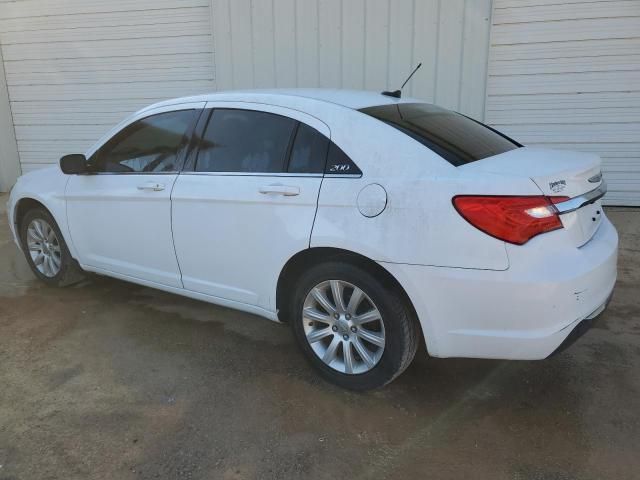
[{"x1": 7, "y1": 89, "x2": 618, "y2": 390}]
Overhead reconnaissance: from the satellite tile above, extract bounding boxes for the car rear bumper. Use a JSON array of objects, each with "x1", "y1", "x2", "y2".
[
  {"x1": 381, "y1": 216, "x2": 618, "y2": 360},
  {"x1": 548, "y1": 291, "x2": 612, "y2": 357}
]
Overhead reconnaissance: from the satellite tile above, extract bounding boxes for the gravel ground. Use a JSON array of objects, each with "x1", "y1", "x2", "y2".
[{"x1": 1, "y1": 194, "x2": 639, "y2": 480}]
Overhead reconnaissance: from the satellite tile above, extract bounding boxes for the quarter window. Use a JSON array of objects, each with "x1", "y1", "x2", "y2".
[
  {"x1": 90, "y1": 110, "x2": 196, "y2": 173},
  {"x1": 325, "y1": 142, "x2": 362, "y2": 176},
  {"x1": 196, "y1": 109, "x2": 296, "y2": 173}
]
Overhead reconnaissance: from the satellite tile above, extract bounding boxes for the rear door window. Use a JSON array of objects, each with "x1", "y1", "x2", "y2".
[
  {"x1": 196, "y1": 109, "x2": 296, "y2": 173},
  {"x1": 287, "y1": 123, "x2": 329, "y2": 174},
  {"x1": 359, "y1": 103, "x2": 519, "y2": 166}
]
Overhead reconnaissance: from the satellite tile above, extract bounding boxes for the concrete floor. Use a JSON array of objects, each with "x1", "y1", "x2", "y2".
[{"x1": 0, "y1": 194, "x2": 639, "y2": 480}]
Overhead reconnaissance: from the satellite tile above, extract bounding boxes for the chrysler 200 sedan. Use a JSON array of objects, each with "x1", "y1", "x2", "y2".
[{"x1": 7, "y1": 89, "x2": 618, "y2": 390}]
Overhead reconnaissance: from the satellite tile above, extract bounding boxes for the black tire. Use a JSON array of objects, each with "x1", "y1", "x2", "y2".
[
  {"x1": 290, "y1": 261, "x2": 420, "y2": 391},
  {"x1": 19, "y1": 207, "x2": 84, "y2": 287}
]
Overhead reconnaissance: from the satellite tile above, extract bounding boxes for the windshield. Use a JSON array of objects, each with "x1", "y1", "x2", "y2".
[{"x1": 359, "y1": 103, "x2": 520, "y2": 166}]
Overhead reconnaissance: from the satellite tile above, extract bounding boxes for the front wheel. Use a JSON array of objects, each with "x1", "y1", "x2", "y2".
[
  {"x1": 19, "y1": 207, "x2": 84, "y2": 287},
  {"x1": 290, "y1": 262, "x2": 420, "y2": 390}
]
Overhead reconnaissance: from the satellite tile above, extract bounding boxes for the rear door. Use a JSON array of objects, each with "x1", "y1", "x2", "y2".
[{"x1": 171, "y1": 103, "x2": 330, "y2": 311}]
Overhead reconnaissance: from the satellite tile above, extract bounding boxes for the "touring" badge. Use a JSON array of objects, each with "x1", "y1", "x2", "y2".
[{"x1": 549, "y1": 179, "x2": 567, "y2": 193}]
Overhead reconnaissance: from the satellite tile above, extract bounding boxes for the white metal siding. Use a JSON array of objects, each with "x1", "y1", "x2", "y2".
[
  {"x1": 0, "y1": 40, "x2": 20, "y2": 191},
  {"x1": 211, "y1": 0, "x2": 492, "y2": 119},
  {"x1": 0, "y1": 0, "x2": 492, "y2": 177},
  {"x1": 486, "y1": 0, "x2": 640, "y2": 206},
  {"x1": 0, "y1": 0, "x2": 215, "y2": 173}
]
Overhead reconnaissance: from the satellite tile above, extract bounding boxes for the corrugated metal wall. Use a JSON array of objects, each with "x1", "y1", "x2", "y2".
[
  {"x1": 212, "y1": 0, "x2": 492, "y2": 118},
  {"x1": 0, "y1": 37, "x2": 20, "y2": 192},
  {"x1": 2, "y1": 0, "x2": 639, "y2": 205},
  {"x1": 486, "y1": 0, "x2": 640, "y2": 206},
  {"x1": 0, "y1": 0, "x2": 492, "y2": 179},
  {"x1": 0, "y1": 0, "x2": 215, "y2": 174}
]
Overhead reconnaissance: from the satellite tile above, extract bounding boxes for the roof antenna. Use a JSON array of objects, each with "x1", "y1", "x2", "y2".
[{"x1": 382, "y1": 63, "x2": 422, "y2": 99}]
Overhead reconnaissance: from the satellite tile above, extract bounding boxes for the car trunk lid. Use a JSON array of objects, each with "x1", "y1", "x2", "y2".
[{"x1": 460, "y1": 147, "x2": 606, "y2": 247}]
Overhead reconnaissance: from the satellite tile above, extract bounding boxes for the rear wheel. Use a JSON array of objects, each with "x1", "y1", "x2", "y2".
[
  {"x1": 19, "y1": 208, "x2": 84, "y2": 287},
  {"x1": 291, "y1": 261, "x2": 420, "y2": 390}
]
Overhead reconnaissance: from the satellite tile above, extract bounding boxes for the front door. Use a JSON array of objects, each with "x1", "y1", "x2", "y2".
[
  {"x1": 171, "y1": 104, "x2": 331, "y2": 311},
  {"x1": 66, "y1": 105, "x2": 202, "y2": 287}
]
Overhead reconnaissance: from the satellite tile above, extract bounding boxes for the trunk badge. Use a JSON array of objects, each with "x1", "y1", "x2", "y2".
[
  {"x1": 549, "y1": 180, "x2": 566, "y2": 193},
  {"x1": 588, "y1": 172, "x2": 602, "y2": 183}
]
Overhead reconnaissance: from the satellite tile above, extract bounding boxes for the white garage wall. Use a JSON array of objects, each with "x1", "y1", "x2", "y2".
[
  {"x1": 0, "y1": 0, "x2": 492, "y2": 183},
  {"x1": 211, "y1": 0, "x2": 492, "y2": 118},
  {"x1": 0, "y1": 40, "x2": 20, "y2": 191},
  {"x1": 0, "y1": 0, "x2": 215, "y2": 174},
  {"x1": 486, "y1": 0, "x2": 640, "y2": 206}
]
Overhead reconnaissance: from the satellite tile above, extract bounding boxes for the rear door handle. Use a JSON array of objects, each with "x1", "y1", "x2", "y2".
[
  {"x1": 137, "y1": 182, "x2": 165, "y2": 191},
  {"x1": 259, "y1": 184, "x2": 300, "y2": 196}
]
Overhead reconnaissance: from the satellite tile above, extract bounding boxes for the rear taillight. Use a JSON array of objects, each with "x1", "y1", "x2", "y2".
[{"x1": 452, "y1": 195, "x2": 569, "y2": 245}]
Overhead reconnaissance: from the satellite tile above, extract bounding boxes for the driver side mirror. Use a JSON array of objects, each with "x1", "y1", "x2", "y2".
[{"x1": 60, "y1": 154, "x2": 88, "y2": 174}]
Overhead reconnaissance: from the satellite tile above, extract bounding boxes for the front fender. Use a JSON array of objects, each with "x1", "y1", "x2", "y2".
[{"x1": 8, "y1": 167, "x2": 76, "y2": 259}]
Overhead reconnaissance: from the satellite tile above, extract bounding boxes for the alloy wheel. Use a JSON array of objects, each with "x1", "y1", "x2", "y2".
[
  {"x1": 302, "y1": 280, "x2": 386, "y2": 374},
  {"x1": 26, "y1": 218, "x2": 62, "y2": 278}
]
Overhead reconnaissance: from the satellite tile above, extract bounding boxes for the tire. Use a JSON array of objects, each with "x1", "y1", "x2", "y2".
[
  {"x1": 19, "y1": 207, "x2": 84, "y2": 287},
  {"x1": 290, "y1": 261, "x2": 420, "y2": 390}
]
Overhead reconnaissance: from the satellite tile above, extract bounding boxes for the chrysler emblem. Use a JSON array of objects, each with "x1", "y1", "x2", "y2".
[{"x1": 588, "y1": 172, "x2": 602, "y2": 183}]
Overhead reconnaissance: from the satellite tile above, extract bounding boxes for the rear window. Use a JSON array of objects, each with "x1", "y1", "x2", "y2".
[{"x1": 359, "y1": 103, "x2": 520, "y2": 166}]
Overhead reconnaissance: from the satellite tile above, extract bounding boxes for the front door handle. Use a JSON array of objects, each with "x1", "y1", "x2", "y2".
[
  {"x1": 259, "y1": 184, "x2": 300, "y2": 196},
  {"x1": 137, "y1": 182, "x2": 165, "y2": 191}
]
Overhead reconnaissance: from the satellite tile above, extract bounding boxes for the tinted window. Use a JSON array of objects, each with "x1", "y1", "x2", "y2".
[
  {"x1": 359, "y1": 103, "x2": 519, "y2": 166},
  {"x1": 325, "y1": 142, "x2": 362, "y2": 176},
  {"x1": 196, "y1": 109, "x2": 296, "y2": 173},
  {"x1": 91, "y1": 110, "x2": 195, "y2": 173},
  {"x1": 288, "y1": 123, "x2": 329, "y2": 173}
]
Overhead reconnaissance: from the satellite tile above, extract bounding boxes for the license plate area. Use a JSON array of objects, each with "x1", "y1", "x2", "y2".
[
  {"x1": 559, "y1": 199, "x2": 603, "y2": 247},
  {"x1": 576, "y1": 200, "x2": 603, "y2": 243}
]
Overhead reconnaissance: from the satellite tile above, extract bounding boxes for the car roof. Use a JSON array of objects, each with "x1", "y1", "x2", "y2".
[{"x1": 141, "y1": 88, "x2": 423, "y2": 113}]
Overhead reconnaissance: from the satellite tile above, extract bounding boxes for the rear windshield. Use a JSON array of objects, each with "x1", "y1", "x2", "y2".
[{"x1": 359, "y1": 103, "x2": 520, "y2": 166}]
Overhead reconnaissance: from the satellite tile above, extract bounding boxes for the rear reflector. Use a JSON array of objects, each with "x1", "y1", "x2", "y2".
[{"x1": 452, "y1": 195, "x2": 568, "y2": 245}]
